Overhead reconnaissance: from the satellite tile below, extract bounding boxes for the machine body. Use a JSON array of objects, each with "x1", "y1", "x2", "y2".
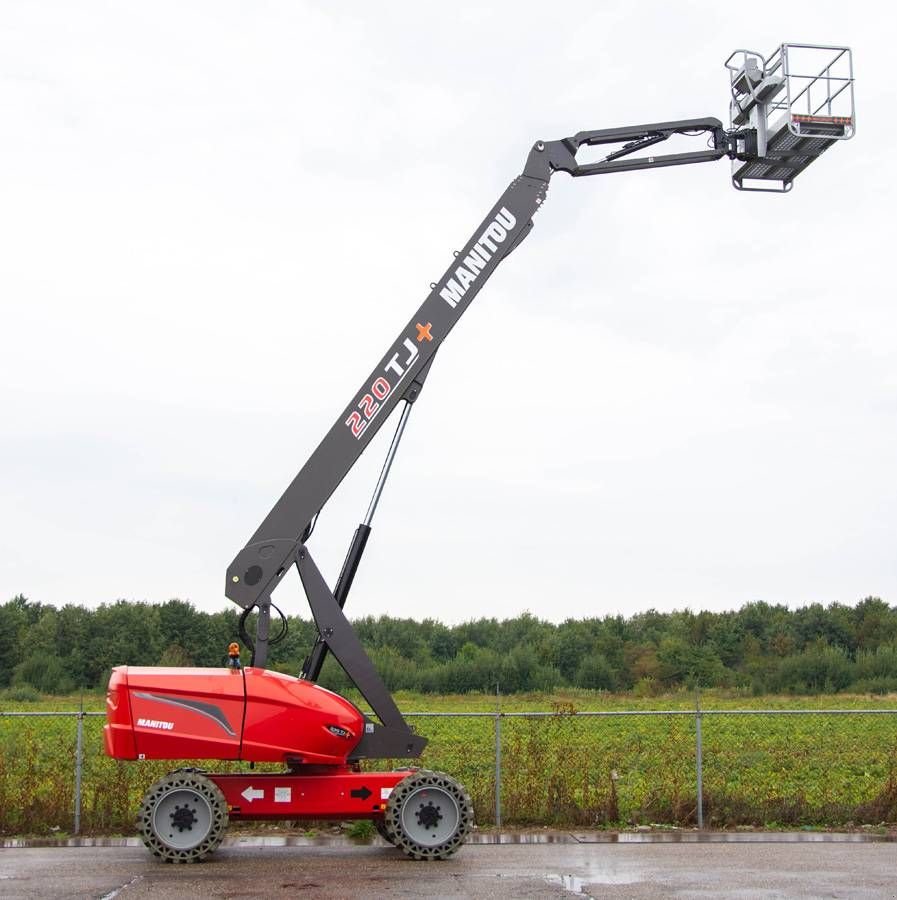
[{"x1": 104, "y1": 44, "x2": 854, "y2": 863}]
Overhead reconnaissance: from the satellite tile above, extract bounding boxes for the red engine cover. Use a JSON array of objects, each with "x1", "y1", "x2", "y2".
[
  {"x1": 241, "y1": 667, "x2": 364, "y2": 764},
  {"x1": 104, "y1": 666, "x2": 364, "y2": 765}
]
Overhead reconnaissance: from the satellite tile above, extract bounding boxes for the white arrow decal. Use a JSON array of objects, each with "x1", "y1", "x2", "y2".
[{"x1": 241, "y1": 786, "x2": 264, "y2": 803}]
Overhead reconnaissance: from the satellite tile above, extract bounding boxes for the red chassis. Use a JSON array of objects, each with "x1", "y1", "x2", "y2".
[
  {"x1": 104, "y1": 664, "x2": 405, "y2": 819},
  {"x1": 211, "y1": 769, "x2": 407, "y2": 821},
  {"x1": 104, "y1": 665, "x2": 472, "y2": 862}
]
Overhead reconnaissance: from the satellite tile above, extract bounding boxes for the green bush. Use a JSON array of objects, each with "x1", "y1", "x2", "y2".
[
  {"x1": 13, "y1": 653, "x2": 74, "y2": 695},
  {"x1": 347, "y1": 819, "x2": 375, "y2": 838},
  {"x1": 576, "y1": 654, "x2": 617, "y2": 691},
  {"x1": 773, "y1": 644, "x2": 854, "y2": 694},
  {"x1": 855, "y1": 644, "x2": 897, "y2": 682},
  {"x1": 632, "y1": 676, "x2": 659, "y2": 697},
  {"x1": 849, "y1": 676, "x2": 897, "y2": 695},
  {"x1": 0, "y1": 684, "x2": 41, "y2": 703}
]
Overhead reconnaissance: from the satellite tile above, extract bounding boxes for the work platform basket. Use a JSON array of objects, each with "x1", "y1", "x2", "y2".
[{"x1": 726, "y1": 43, "x2": 855, "y2": 192}]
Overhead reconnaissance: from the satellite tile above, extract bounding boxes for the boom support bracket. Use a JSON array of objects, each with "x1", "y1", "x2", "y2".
[{"x1": 295, "y1": 544, "x2": 427, "y2": 759}]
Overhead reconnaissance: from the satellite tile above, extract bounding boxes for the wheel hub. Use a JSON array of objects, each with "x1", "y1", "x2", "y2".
[
  {"x1": 416, "y1": 802, "x2": 443, "y2": 830},
  {"x1": 170, "y1": 804, "x2": 198, "y2": 832}
]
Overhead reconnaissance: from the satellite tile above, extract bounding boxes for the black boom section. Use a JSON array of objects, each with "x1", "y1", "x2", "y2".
[
  {"x1": 225, "y1": 119, "x2": 734, "y2": 615},
  {"x1": 225, "y1": 175, "x2": 549, "y2": 611},
  {"x1": 224, "y1": 118, "x2": 744, "y2": 736}
]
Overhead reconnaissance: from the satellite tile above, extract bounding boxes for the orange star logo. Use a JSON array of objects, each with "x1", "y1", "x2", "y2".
[{"x1": 416, "y1": 322, "x2": 433, "y2": 342}]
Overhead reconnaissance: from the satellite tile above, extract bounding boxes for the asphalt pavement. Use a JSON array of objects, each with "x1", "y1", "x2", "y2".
[{"x1": 1, "y1": 834, "x2": 896, "y2": 899}]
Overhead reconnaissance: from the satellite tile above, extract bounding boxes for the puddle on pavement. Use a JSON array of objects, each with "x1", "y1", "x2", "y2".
[
  {"x1": 546, "y1": 874, "x2": 591, "y2": 896},
  {"x1": 546, "y1": 870, "x2": 639, "y2": 895}
]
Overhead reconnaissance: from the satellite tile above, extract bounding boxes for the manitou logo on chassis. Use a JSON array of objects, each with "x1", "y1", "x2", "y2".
[
  {"x1": 439, "y1": 207, "x2": 516, "y2": 309},
  {"x1": 137, "y1": 718, "x2": 174, "y2": 730}
]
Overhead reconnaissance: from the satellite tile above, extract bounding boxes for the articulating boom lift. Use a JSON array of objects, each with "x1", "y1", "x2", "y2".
[{"x1": 105, "y1": 44, "x2": 854, "y2": 862}]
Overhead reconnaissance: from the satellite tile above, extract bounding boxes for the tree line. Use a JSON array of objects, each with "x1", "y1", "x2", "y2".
[{"x1": 2, "y1": 593, "x2": 897, "y2": 697}]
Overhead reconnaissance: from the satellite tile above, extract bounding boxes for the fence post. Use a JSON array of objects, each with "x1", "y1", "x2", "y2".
[
  {"x1": 494, "y1": 711, "x2": 502, "y2": 829},
  {"x1": 494, "y1": 682, "x2": 502, "y2": 829},
  {"x1": 73, "y1": 711, "x2": 84, "y2": 836},
  {"x1": 695, "y1": 692, "x2": 704, "y2": 829}
]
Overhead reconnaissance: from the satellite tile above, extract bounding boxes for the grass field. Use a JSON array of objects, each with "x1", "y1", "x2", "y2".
[{"x1": 2, "y1": 690, "x2": 896, "y2": 835}]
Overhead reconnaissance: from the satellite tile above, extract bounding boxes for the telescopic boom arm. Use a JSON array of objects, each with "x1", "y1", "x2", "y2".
[
  {"x1": 223, "y1": 117, "x2": 749, "y2": 755},
  {"x1": 226, "y1": 118, "x2": 738, "y2": 609}
]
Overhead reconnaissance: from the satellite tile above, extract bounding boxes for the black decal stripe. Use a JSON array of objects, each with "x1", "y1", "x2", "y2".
[{"x1": 133, "y1": 692, "x2": 236, "y2": 736}]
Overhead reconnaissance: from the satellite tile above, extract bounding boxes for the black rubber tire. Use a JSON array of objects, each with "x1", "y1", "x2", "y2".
[
  {"x1": 385, "y1": 769, "x2": 473, "y2": 861},
  {"x1": 137, "y1": 769, "x2": 228, "y2": 863},
  {"x1": 374, "y1": 816, "x2": 396, "y2": 845}
]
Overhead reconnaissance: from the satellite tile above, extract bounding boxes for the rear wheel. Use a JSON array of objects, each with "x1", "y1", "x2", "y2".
[
  {"x1": 137, "y1": 769, "x2": 228, "y2": 863},
  {"x1": 385, "y1": 770, "x2": 473, "y2": 860}
]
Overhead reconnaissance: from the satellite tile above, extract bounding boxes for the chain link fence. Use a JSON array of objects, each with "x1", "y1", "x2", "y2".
[{"x1": 2, "y1": 706, "x2": 896, "y2": 835}]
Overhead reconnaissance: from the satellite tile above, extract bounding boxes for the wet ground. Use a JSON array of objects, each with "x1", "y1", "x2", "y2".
[{"x1": 2, "y1": 833, "x2": 896, "y2": 898}]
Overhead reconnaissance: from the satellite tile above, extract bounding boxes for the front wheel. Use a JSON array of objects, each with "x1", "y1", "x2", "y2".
[
  {"x1": 137, "y1": 769, "x2": 228, "y2": 863},
  {"x1": 385, "y1": 770, "x2": 473, "y2": 860}
]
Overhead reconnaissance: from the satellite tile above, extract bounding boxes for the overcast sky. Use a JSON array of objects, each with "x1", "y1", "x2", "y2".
[{"x1": 1, "y1": 1, "x2": 893, "y2": 625}]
